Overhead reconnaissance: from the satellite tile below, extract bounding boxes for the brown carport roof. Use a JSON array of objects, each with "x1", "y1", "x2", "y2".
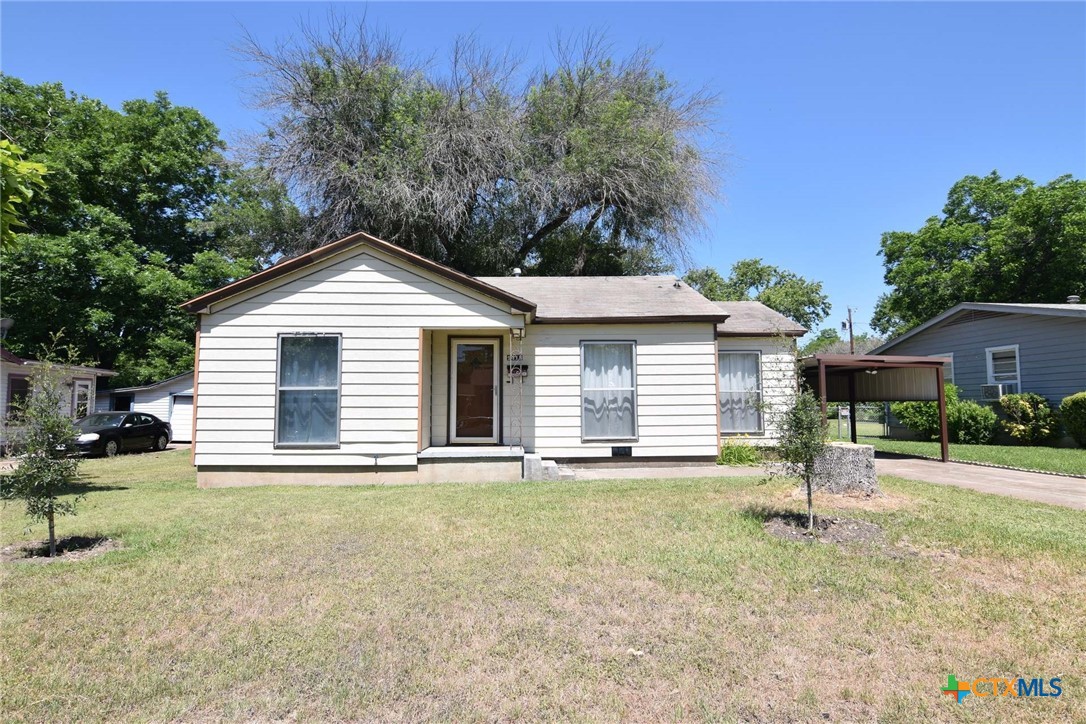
[{"x1": 800, "y1": 353, "x2": 951, "y2": 462}]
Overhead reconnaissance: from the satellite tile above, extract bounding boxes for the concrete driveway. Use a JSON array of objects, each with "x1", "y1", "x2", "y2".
[{"x1": 875, "y1": 455, "x2": 1086, "y2": 511}]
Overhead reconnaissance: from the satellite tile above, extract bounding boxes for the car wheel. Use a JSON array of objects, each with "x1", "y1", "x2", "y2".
[
  {"x1": 154, "y1": 434, "x2": 169, "y2": 452},
  {"x1": 104, "y1": 439, "x2": 120, "y2": 458}
]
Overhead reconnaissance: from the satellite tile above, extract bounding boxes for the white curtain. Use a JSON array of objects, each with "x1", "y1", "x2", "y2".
[
  {"x1": 277, "y1": 336, "x2": 339, "y2": 444},
  {"x1": 719, "y1": 352, "x2": 762, "y2": 433},
  {"x1": 582, "y1": 343, "x2": 636, "y2": 439}
]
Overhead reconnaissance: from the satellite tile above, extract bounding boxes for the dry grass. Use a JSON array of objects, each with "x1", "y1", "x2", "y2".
[{"x1": 1, "y1": 450, "x2": 1084, "y2": 721}]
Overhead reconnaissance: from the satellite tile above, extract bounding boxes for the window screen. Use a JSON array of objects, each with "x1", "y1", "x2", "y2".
[
  {"x1": 989, "y1": 348, "x2": 1018, "y2": 383},
  {"x1": 581, "y1": 342, "x2": 637, "y2": 440},
  {"x1": 719, "y1": 351, "x2": 763, "y2": 433},
  {"x1": 277, "y1": 335, "x2": 341, "y2": 445}
]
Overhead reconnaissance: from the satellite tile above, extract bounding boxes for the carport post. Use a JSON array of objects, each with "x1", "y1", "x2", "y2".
[
  {"x1": 848, "y1": 372, "x2": 858, "y2": 444},
  {"x1": 818, "y1": 359, "x2": 828, "y2": 419},
  {"x1": 936, "y1": 365, "x2": 949, "y2": 463}
]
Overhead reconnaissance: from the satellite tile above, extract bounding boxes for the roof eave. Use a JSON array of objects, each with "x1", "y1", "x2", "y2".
[{"x1": 533, "y1": 314, "x2": 730, "y2": 325}]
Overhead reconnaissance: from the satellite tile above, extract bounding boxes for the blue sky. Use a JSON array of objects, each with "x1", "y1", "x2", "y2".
[{"x1": 3, "y1": 2, "x2": 1083, "y2": 335}]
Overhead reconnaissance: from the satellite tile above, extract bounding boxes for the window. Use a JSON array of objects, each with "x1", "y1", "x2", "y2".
[
  {"x1": 6, "y1": 375, "x2": 29, "y2": 419},
  {"x1": 986, "y1": 345, "x2": 1020, "y2": 389},
  {"x1": 112, "y1": 394, "x2": 134, "y2": 412},
  {"x1": 581, "y1": 342, "x2": 637, "y2": 441},
  {"x1": 719, "y1": 351, "x2": 763, "y2": 434},
  {"x1": 276, "y1": 334, "x2": 341, "y2": 446},
  {"x1": 931, "y1": 353, "x2": 954, "y2": 384}
]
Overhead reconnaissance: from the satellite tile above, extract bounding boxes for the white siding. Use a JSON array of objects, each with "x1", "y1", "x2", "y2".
[
  {"x1": 194, "y1": 248, "x2": 524, "y2": 468},
  {"x1": 716, "y1": 337, "x2": 798, "y2": 445},
  {"x1": 524, "y1": 323, "x2": 719, "y2": 459}
]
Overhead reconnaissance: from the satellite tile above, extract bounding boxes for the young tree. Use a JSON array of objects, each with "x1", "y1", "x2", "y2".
[
  {"x1": 240, "y1": 19, "x2": 721, "y2": 275},
  {"x1": 773, "y1": 390, "x2": 828, "y2": 531},
  {"x1": 684, "y1": 259, "x2": 831, "y2": 330},
  {"x1": 872, "y1": 172, "x2": 1086, "y2": 336},
  {"x1": 0, "y1": 345, "x2": 89, "y2": 557}
]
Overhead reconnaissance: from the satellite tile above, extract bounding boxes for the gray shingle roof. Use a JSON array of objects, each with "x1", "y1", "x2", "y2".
[
  {"x1": 476, "y1": 276, "x2": 728, "y2": 323},
  {"x1": 713, "y1": 301, "x2": 807, "y2": 336}
]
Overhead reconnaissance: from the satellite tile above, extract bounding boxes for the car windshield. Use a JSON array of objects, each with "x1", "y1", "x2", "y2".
[{"x1": 77, "y1": 414, "x2": 125, "y2": 431}]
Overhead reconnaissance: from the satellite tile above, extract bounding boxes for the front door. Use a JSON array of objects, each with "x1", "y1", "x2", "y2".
[{"x1": 450, "y1": 338, "x2": 499, "y2": 443}]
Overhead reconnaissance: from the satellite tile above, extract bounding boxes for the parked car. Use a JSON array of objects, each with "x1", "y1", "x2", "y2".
[{"x1": 74, "y1": 412, "x2": 172, "y2": 457}]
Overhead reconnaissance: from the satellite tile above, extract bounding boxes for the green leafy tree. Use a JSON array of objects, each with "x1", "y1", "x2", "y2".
[
  {"x1": 0, "y1": 340, "x2": 88, "y2": 557},
  {"x1": 0, "y1": 138, "x2": 47, "y2": 248},
  {"x1": 683, "y1": 259, "x2": 831, "y2": 330},
  {"x1": 872, "y1": 172, "x2": 1086, "y2": 336},
  {"x1": 798, "y1": 328, "x2": 885, "y2": 356},
  {"x1": 773, "y1": 390, "x2": 828, "y2": 531},
  {"x1": 241, "y1": 21, "x2": 720, "y2": 275},
  {"x1": 0, "y1": 76, "x2": 281, "y2": 384}
]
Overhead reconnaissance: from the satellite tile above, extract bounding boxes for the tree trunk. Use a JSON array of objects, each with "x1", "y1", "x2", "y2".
[
  {"x1": 48, "y1": 506, "x2": 56, "y2": 557},
  {"x1": 805, "y1": 472, "x2": 814, "y2": 532}
]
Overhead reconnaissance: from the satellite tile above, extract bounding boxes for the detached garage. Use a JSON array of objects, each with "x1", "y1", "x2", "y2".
[{"x1": 95, "y1": 371, "x2": 195, "y2": 443}]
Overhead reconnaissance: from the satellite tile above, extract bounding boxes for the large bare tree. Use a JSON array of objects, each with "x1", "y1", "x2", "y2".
[{"x1": 240, "y1": 18, "x2": 721, "y2": 275}]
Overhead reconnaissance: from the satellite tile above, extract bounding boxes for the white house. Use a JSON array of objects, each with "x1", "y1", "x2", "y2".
[
  {"x1": 95, "y1": 371, "x2": 195, "y2": 442},
  {"x1": 181, "y1": 232, "x2": 802, "y2": 487},
  {"x1": 1, "y1": 346, "x2": 117, "y2": 451}
]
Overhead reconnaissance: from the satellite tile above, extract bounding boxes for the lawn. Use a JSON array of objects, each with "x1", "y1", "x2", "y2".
[
  {"x1": 867, "y1": 438, "x2": 1086, "y2": 476},
  {"x1": 2, "y1": 451, "x2": 1084, "y2": 721}
]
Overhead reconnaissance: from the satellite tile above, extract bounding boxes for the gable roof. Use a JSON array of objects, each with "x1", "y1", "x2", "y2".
[
  {"x1": 872, "y1": 301, "x2": 1086, "y2": 354},
  {"x1": 475, "y1": 276, "x2": 729, "y2": 324},
  {"x1": 1, "y1": 347, "x2": 25, "y2": 365},
  {"x1": 180, "y1": 231, "x2": 537, "y2": 314},
  {"x1": 712, "y1": 301, "x2": 806, "y2": 337}
]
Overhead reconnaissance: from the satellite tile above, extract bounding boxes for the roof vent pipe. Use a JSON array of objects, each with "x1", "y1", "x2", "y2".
[
  {"x1": 512, "y1": 268, "x2": 522, "y2": 277},
  {"x1": 1068, "y1": 295, "x2": 1081, "y2": 304}
]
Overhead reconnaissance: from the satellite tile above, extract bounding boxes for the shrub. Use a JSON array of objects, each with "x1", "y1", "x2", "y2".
[
  {"x1": 949, "y1": 400, "x2": 999, "y2": 445},
  {"x1": 999, "y1": 393, "x2": 1058, "y2": 445},
  {"x1": 1060, "y1": 392, "x2": 1086, "y2": 446},
  {"x1": 892, "y1": 384, "x2": 958, "y2": 440},
  {"x1": 717, "y1": 437, "x2": 761, "y2": 466},
  {"x1": 891, "y1": 384, "x2": 998, "y2": 444}
]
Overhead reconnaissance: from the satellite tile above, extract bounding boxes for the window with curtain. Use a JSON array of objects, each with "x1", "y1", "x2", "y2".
[
  {"x1": 581, "y1": 342, "x2": 637, "y2": 440},
  {"x1": 719, "y1": 351, "x2": 762, "y2": 434},
  {"x1": 276, "y1": 334, "x2": 341, "y2": 446}
]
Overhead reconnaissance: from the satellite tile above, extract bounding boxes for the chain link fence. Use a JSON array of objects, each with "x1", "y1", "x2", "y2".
[{"x1": 828, "y1": 402, "x2": 888, "y2": 439}]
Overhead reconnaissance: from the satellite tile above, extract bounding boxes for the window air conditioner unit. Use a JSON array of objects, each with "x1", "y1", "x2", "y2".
[{"x1": 981, "y1": 383, "x2": 1018, "y2": 400}]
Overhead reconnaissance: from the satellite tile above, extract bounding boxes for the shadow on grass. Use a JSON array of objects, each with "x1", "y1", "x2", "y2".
[
  {"x1": 22, "y1": 535, "x2": 109, "y2": 557},
  {"x1": 740, "y1": 504, "x2": 812, "y2": 528}
]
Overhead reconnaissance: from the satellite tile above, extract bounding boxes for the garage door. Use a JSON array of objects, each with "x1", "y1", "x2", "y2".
[{"x1": 170, "y1": 395, "x2": 193, "y2": 443}]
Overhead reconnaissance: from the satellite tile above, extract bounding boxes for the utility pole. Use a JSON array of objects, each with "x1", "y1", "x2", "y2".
[{"x1": 841, "y1": 308, "x2": 855, "y2": 354}]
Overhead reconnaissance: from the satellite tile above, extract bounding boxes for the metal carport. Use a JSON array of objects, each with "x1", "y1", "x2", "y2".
[{"x1": 800, "y1": 354, "x2": 951, "y2": 462}]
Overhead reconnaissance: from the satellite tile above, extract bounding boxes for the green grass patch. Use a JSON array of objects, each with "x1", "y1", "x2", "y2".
[
  {"x1": 867, "y1": 438, "x2": 1086, "y2": 476},
  {"x1": 1, "y1": 450, "x2": 1084, "y2": 721}
]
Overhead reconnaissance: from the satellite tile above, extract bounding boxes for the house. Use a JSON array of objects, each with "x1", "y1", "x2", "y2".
[
  {"x1": 1, "y1": 345, "x2": 117, "y2": 451},
  {"x1": 180, "y1": 232, "x2": 802, "y2": 487},
  {"x1": 870, "y1": 301, "x2": 1086, "y2": 405},
  {"x1": 95, "y1": 371, "x2": 195, "y2": 442}
]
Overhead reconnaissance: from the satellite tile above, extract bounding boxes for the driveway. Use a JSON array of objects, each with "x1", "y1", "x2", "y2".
[{"x1": 875, "y1": 454, "x2": 1086, "y2": 511}]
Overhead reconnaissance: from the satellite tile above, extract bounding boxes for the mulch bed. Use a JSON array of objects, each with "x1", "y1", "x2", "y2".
[
  {"x1": 763, "y1": 513, "x2": 887, "y2": 548},
  {"x1": 1, "y1": 536, "x2": 121, "y2": 564}
]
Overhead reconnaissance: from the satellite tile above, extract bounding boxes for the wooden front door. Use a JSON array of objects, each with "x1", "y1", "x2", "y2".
[{"x1": 450, "y1": 338, "x2": 499, "y2": 443}]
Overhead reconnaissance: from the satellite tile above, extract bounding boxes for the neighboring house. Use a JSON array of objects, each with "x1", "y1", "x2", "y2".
[
  {"x1": 95, "y1": 371, "x2": 195, "y2": 442},
  {"x1": 181, "y1": 232, "x2": 802, "y2": 487},
  {"x1": 1, "y1": 346, "x2": 117, "y2": 450},
  {"x1": 713, "y1": 301, "x2": 805, "y2": 445},
  {"x1": 871, "y1": 301, "x2": 1086, "y2": 405}
]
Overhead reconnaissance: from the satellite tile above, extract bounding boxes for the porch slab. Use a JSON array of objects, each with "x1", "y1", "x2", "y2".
[{"x1": 418, "y1": 446, "x2": 525, "y2": 460}]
